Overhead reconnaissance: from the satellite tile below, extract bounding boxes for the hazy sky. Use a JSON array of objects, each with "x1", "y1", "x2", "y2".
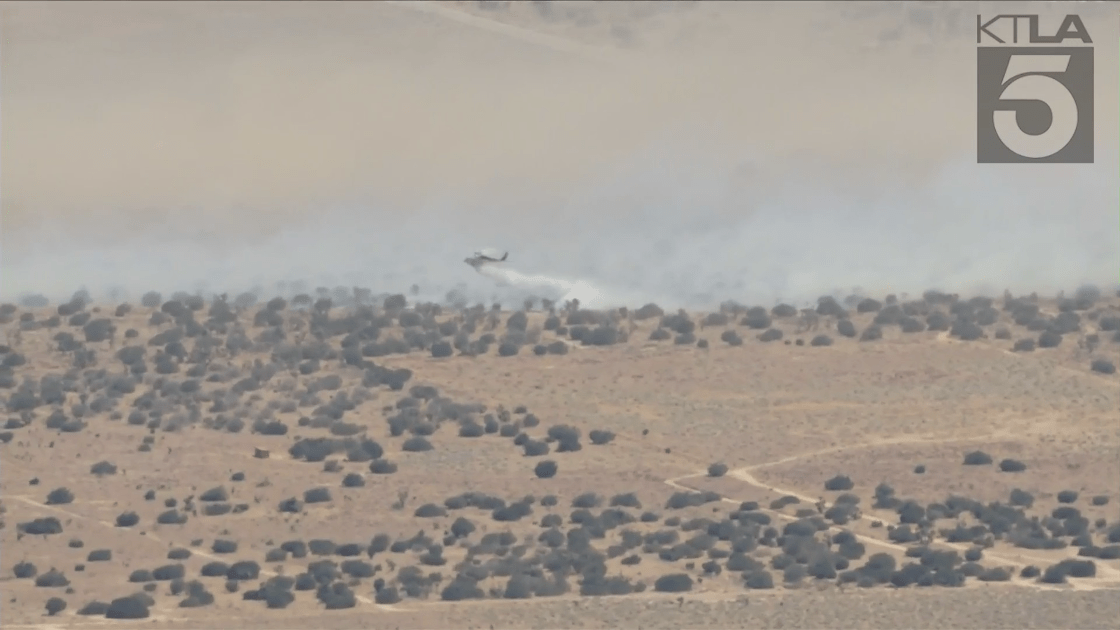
[{"x1": 2, "y1": 1, "x2": 1116, "y2": 308}]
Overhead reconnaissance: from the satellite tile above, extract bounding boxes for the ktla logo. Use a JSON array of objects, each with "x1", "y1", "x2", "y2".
[{"x1": 976, "y1": 14, "x2": 1094, "y2": 163}]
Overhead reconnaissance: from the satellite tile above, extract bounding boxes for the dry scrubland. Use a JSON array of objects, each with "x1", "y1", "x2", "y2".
[
  {"x1": 1, "y1": 286, "x2": 1119, "y2": 629},
  {"x1": 4, "y1": 1, "x2": 1120, "y2": 629}
]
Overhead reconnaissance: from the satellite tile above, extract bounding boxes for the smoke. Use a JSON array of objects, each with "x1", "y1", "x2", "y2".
[
  {"x1": 465, "y1": 143, "x2": 1119, "y2": 311},
  {"x1": 2, "y1": 2, "x2": 1117, "y2": 309}
]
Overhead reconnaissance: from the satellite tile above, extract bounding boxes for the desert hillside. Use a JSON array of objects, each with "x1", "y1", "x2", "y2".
[
  {"x1": 2, "y1": 287, "x2": 1119, "y2": 628},
  {"x1": 2, "y1": 2, "x2": 1118, "y2": 628}
]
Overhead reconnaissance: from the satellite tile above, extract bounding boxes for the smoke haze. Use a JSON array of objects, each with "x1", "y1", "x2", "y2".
[{"x1": 2, "y1": 1, "x2": 1117, "y2": 309}]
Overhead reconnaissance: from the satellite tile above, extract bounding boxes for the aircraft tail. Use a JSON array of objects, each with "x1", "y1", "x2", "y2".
[{"x1": 501, "y1": 252, "x2": 508, "y2": 261}]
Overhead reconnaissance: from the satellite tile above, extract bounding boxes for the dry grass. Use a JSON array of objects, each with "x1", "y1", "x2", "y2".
[{"x1": 1, "y1": 290, "x2": 1119, "y2": 629}]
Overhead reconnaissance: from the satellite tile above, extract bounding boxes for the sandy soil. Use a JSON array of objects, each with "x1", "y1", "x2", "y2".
[{"x1": 1, "y1": 289, "x2": 1119, "y2": 628}]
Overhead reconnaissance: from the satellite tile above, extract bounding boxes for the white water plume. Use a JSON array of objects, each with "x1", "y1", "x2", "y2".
[{"x1": 475, "y1": 263, "x2": 610, "y2": 309}]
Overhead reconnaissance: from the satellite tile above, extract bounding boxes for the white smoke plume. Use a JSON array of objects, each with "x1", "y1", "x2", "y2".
[{"x1": 2, "y1": 3, "x2": 1117, "y2": 310}]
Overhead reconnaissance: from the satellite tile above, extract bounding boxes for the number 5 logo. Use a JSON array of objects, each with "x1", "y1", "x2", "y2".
[{"x1": 992, "y1": 54, "x2": 1078, "y2": 159}]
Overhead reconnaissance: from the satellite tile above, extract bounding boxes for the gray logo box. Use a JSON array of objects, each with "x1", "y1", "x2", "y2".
[{"x1": 977, "y1": 47, "x2": 1094, "y2": 163}]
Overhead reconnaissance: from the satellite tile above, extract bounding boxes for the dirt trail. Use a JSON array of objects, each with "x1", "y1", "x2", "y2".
[
  {"x1": 6, "y1": 495, "x2": 401, "y2": 613},
  {"x1": 658, "y1": 420, "x2": 1120, "y2": 590},
  {"x1": 382, "y1": 0, "x2": 630, "y2": 65}
]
